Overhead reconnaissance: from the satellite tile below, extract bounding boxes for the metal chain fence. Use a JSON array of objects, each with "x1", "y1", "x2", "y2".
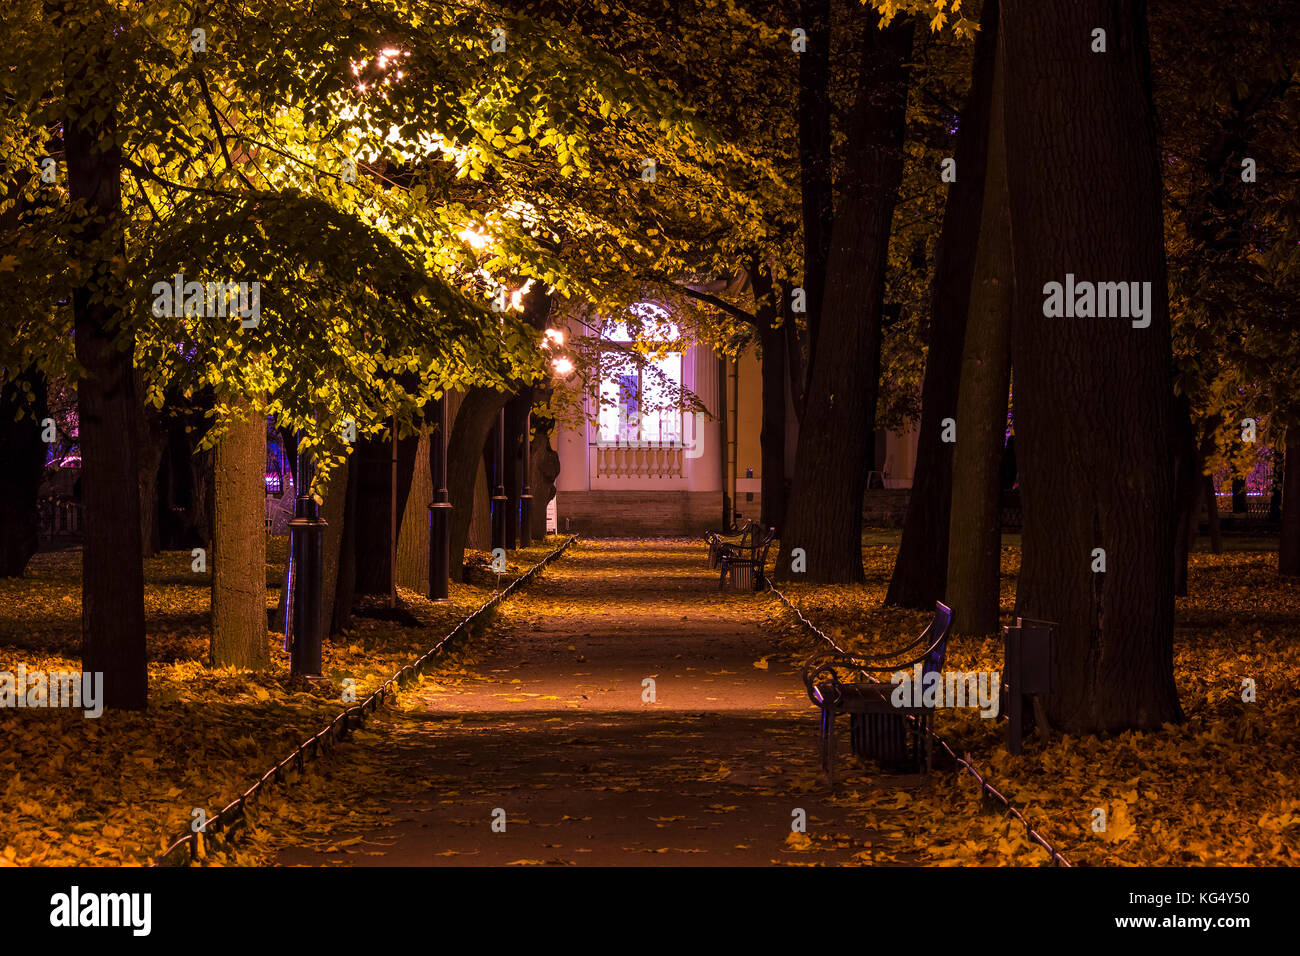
[
  {"x1": 153, "y1": 534, "x2": 580, "y2": 866},
  {"x1": 764, "y1": 576, "x2": 1073, "y2": 867}
]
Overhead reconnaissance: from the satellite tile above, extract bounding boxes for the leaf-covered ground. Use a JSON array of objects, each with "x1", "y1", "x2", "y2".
[
  {"x1": 772, "y1": 540, "x2": 1300, "y2": 865},
  {"x1": 2, "y1": 535, "x2": 1294, "y2": 866},
  {"x1": 0, "y1": 536, "x2": 565, "y2": 866}
]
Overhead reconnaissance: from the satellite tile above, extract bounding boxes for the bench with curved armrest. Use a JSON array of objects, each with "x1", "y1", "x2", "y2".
[
  {"x1": 718, "y1": 525, "x2": 775, "y2": 591},
  {"x1": 704, "y1": 519, "x2": 754, "y2": 570},
  {"x1": 802, "y1": 601, "x2": 952, "y2": 784}
]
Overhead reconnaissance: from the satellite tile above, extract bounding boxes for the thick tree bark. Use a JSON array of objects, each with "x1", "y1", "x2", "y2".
[
  {"x1": 447, "y1": 387, "x2": 511, "y2": 580},
  {"x1": 211, "y1": 403, "x2": 269, "y2": 669},
  {"x1": 530, "y1": 430, "x2": 560, "y2": 539},
  {"x1": 1172, "y1": 395, "x2": 1201, "y2": 597},
  {"x1": 887, "y1": 0, "x2": 1000, "y2": 609},
  {"x1": 352, "y1": 428, "x2": 419, "y2": 596},
  {"x1": 133, "y1": 369, "x2": 166, "y2": 558},
  {"x1": 1280, "y1": 423, "x2": 1300, "y2": 575},
  {"x1": 0, "y1": 373, "x2": 48, "y2": 577},
  {"x1": 331, "y1": 449, "x2": 362, "y2": 633},
  {"x1": 751, "y1": 259, "x2": 788, "y2": 532},
  {"x1": 1002, "y1": 0, "x2": 1182, "y2": 732},
  {"x1": 777, "y1": 18, "x2": 914, "y2": 583},
  {"x1": 54, "y1": 0, "x2": 148, "y2": 709},
  {"x1": 797, "y1": 0, "x2": 834, "y2": 398},
  {"x1": 946, "y1": 19, "x2": 1013, "y2": 637},
  {"x1": 395, "y1": 428, "x2": 432, "y2": 590},
  {"x1": 1205, "y1": 472, "x2": 1222, "y2": 553}
]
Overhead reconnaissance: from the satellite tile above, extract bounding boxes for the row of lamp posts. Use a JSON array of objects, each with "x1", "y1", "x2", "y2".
[{"x1": 285, "y1": 394, "x2": 533, "y2": 678}]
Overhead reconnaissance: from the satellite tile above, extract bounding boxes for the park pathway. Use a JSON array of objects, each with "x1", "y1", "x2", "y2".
[{"x1": 278, "y1": 539, "x2": 907, "y2": 865}]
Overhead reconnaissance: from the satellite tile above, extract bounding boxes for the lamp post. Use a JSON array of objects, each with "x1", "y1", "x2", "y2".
[
  {"x1": 490, "y1": 406, "x2": 508, "y2": 551},
  {"x1": 518, "y1": 403, "x2": 533, "y2": 548},
  {"x1": 427, "y1": 394, "x2": 451, "y2": 600},
  {"x1": 287, "y1": 430, "x2": 324, "y2": 677}
]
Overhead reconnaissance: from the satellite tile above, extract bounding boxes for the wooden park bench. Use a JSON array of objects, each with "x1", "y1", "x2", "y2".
[
  {"x1": 801, "y1": 601, "x2": 952, "y2": 785},
  {"x1": 704, "y1": 519, "x2": 754, "y2": 570},
  {"x1": 718, "y1": 525, "x2": 775, "y2": 592}
]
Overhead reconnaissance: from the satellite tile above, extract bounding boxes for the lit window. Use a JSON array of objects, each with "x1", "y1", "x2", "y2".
[{"x1": 597, "y1": 311, "x2": 683, "y2": 443}]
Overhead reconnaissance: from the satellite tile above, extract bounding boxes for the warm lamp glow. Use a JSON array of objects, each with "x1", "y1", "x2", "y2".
[
  {"x1": 458, "y1": 227, "x2": 492, "y2": 250},
  {"x1": 552, "y1": 357, "x2": 574, "y2": 376},
  {"x1": 544, "y1": 328, "x2": 565, "y2": 346}
]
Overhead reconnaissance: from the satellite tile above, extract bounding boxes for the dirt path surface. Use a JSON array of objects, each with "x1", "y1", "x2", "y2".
[{"x1": 277, "y1": 539, "x2": 912, "y2": 866}]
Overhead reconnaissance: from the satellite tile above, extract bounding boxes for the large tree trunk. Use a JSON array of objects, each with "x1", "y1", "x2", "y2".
[
  {"x1": 1280, "y1": 423, "x2": 1300, "y2": 576},
  {"x1": 133, "y1": 369, "x2": 166, "y2": 559},
  {"x1": 797, "y1": 0, "x2": 834, "y2": 399},
  {"x1": 54, "y1": 0, "x2": 148, "y2": 709},
  {"x1": 352, "y1": 428, "x2": 419, "y2": 596},
  {"x1": 1003, "y1": 0, "x2": 1182, "y2": 732},
  {"x1": 777, "y1": 17, "x2": 914, "y2": 583},
  {"x1": 0, "y1": 373, "x2": 48, "y2": 577},
  {"x1": 887, "y1": 0, "x2": 1000, "y2": 608},
  {"x1": 447, "y1": 387, "x2": 511, "y2": 580},
  {"x1": 945, "y1": 18, "x2": 1013, "y2": 637},
  {"x1": 1172, "y1": 396, "x2": 1201, "y2": 597},
  {"x1": 331, "y1": 449, "x2": 361, "y2": 633},
  {"x1": 751, "y1": 259, "x2": 788, "y2": 532},
  {"x1": 395, "y1": 428, "x2": 432, "y2": 590},
  {"x1": 211, "y1": 402, "x2": 269, "y2": 669},
  {"x1": 530, "y1": 430, "x2": 560, "y2": 539}
]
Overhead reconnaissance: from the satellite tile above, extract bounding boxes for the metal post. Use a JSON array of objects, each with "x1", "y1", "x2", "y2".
[
  {"x1": 428, "y1": 395, "x2": 451, "y2": 600},
  {"x1": 389, "y1": 414, "x2": 398, "y2": 608},
  {"x1": 518, "y1": 405, "x2": 533, "y2": 548},
  {"x1": 490, "y1": 407, "x2": 507, "y2": 551},
  {"x1": 288, "y1": 431, "x2": 324, "y2": 677}
]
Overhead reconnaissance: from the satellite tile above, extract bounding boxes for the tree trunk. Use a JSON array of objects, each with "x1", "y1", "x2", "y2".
[
  {"x1": 777, "y1": 17, "x2": 914, "y2": 583},
  {"x1": 0, "y1": 373, "x2": 47, "y2": 577},
  {"x1": 447, "y1": 387, "x2": 512, "y2": 579},
  {"x1": 1205, "y1": 471, "x2": 1222, "y2": 553},
  {"x1": 352, "y1": 428, "x2": 419, "y2": 596},
  {"x1": 134, "y1": 370, "x2": 166, "y2": 559},
  {"x1": 946, "y1": 17, "x2": 1013, "y2": 637},
  {"x1": 211, "y1": 402, "x2": 269, "y2": 669},
  {"x1": 751, "y1": 259, "x2": 788, "y2": 532},
  {"x1": 1172, "y1": 396, "x2": 1201, "y2": 597},
  {"x1": 54, "y1": 0, "x2": 148, "y2": 709},
  {"x1": 797, "y1": 0, "x2": 834, "y2": 398},
  {"x1": 888, "y1": 0, "x2": 1000, "y2": 609},
  {"x1": 1280, "y1": 423, "x2": 1300, "y2": 575},
  {"x1": 531, "y1": 430, "x2": 560, "y2": 539},
  {"x1": 396, "y1": 428, "x2": 432, "y2": 590},
  {"x1": 331, "y1": 449, "x2": 361, "y2": 633},
  {"x1": 1003, "y1": 0, "x2": 1182, "y2": 732}
]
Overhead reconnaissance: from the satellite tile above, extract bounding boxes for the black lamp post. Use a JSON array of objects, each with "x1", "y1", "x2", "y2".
[
  {"x1": 490, "y1": 407, "x2": 508, "y2": 551},
  {"x1": 518, "y1": 404, "x2": 533, "y2": 548},
  {"x1": 287, "y1": 430, "x2": 324, "y2": 677},
  {"x1": 428, "y1": 395, "x2": 452, "y2": 600}
]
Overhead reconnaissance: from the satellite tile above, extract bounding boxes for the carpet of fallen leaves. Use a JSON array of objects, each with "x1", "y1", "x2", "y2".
[
  {"x1": 2, "y1": 535, "x2": 1295, "y2": 867},
  {"x1": 768, "y1": 543, "x2": 1300, "y2": 865},
  {"x1": 0, "y1": 536, "x2": 566, "y2": 866}
]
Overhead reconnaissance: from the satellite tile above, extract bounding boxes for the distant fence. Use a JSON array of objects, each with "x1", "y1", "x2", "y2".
[
  {"x1": 37, "y1": 497, "x2": 82, "y2": 538},
  {"x1": 152, "y1": 533, "x2": 579, "y2": 866}
]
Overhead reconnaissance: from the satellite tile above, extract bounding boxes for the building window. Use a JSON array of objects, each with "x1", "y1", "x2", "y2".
[{"x1": 596, "y1": 315, "x2": 683, "y2": 444}]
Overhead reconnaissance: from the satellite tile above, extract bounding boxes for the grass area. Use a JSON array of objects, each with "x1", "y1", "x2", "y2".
[
  {"x1": 0, "y1": 536, "x2": 568, "y2": 866},
  {"x1": 767, "y1": 544, "x2": 1299, "y2": 865}
]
